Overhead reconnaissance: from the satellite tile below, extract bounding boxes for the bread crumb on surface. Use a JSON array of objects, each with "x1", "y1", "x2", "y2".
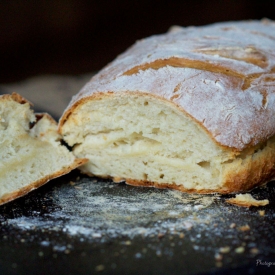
[
  {"x1": 235, "y1": 246, "x2": 245, "y2": 254},
  {"x1": 238, "y1": 225, "x2": 250, "y2": 232},
  {"x1": 229, "y1": 223, "x2": 236, "y2": 229},
  {"x1": 219, "y1": 246, "x2": 231, "y2": 253},
  {"x1": 95, "y1": 265, "x2": 105, "y2": 272},
  {"x1": 215, "y1": 253, "x2": 223, "y2": 261},
  {"x1": 258, "y1": 210, "x2": 265, "y2": 216},
  {"x1": 250, "y1": 248, "x2": 260, "y2": 255},
  {"x1": 225, "y1": 194, "x2": 269, "y2": 207}
]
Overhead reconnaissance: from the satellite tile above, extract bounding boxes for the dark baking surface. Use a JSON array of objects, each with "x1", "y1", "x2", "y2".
[{"x1": 0, "y1": 171, "x2": 275, "y2": 275}]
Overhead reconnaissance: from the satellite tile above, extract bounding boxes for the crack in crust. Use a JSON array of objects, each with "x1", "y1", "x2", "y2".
[
  {"x1": 123, "y1": 58, "x2": 274, "y2": 91},
  {"x1": 123, "y1": 57, "x2": 246, "y2": 80}
]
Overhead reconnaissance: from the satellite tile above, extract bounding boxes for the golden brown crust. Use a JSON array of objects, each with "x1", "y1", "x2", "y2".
[
  {"x1": 0, "y1": 92, "x2": 32, "y2": 106},
  {"x1": 124, "y1": 178, "x2": 267, "y2": 194},
  {"x1": 0, "y1": 158, "x2": 87, "y2": 206},
  {"x1": 78, "y1": 172, "x2": 268, "y2": 194},
  {"x1": 125, "y1": 179, "x2": 224, "y2": 194},
  {"x1": 223, "y1": 165, "x2": 275, "y2": 192},
  {"x1": 10, "y1": 92, "x2": 31, "y2": 105},
  {"x1": 123, "y1": 57, "x2": 246, "y2": 79},
  {"x1": 35, "y1": 112, "x2": 58, "y2": 125}
]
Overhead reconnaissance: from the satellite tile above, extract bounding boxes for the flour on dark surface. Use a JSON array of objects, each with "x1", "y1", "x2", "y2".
[
  {"x1": 1, "y1": 174, "x2": 275, "y2": 274},
  {"x1": 6, "y1": 176, "x2": 217, "y2": 238}
]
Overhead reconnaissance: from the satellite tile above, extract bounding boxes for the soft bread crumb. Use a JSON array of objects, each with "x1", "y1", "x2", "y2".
[
  {"x1": 60, "y1": 93, "x2": 275, "y2": 194},
  {"x1": 226, "y1": 194, "x2": 269, "y2": 207},
  {"x1": 0, "y1": 93, "x2": 87, "y2": 206}
]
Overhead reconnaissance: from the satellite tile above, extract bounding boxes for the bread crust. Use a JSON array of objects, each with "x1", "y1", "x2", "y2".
[{"x1": 1, "y1": 92, "x2": 32, "y2": 105}]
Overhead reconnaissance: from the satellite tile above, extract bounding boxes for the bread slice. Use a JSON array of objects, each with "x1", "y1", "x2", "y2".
[
  {"x1": 0, "y1": 93, "x2": 87, "y2": 205},
  {"x1": 59, "y1": 19, "x2": 275, "y2": 194}
]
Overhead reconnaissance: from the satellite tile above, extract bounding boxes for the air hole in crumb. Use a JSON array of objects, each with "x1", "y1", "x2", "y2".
[
  {"x1": 143, "y1": 173, "x2": 148, "y2": 180},
  {"x1": 222, "y1": 159, "x2": 234, "y2": 164},
  {"x1": 144, "y1": 101, "x2": 148, "y2": 106},
  {"x1": 236, "y1": 152, "x2": 249, "y2": 160},
  {"x1": 152, "y1": 128, "x2": 160, "y2": 134},
  {"x1": 29, "y1": 121, "x2": 36, "y2": 129},
  {"x1": 143, "y1": 161, "x2": 148, "y2": 165},
  {"x1": 115, "y1": 139, "x2": 128, "y2": 145},
  {"x1": 197, "y1": 161, "x2": 210, "y2": 169},
  {"x1": 160, "y1": 174, "x2": 164, "y2": 179}
]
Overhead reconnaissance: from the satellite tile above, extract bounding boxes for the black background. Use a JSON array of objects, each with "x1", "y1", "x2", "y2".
[{"x1": 1, "y1": 0, "x2": 275, "y2": 83}]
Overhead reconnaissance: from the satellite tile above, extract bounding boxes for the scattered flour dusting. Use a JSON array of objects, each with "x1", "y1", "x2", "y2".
[{"x1": 7, "y1": 178, "x2": 218, "y2": 239}]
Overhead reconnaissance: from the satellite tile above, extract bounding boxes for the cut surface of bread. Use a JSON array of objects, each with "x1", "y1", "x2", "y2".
[
  {"x1": 0, "y1": 93, "x2": 86, "y2": 205},
  {"x1": 59, "y1": 19, "x2": 275, "y2": 194}
]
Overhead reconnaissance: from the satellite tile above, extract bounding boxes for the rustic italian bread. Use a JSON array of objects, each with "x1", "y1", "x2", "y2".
[
  {"x1": 0, "y1": 93, "x2": 87, "y2": 205},
  {"x1": 59, "y1": 19, "x2": 275, "y2": 194}
]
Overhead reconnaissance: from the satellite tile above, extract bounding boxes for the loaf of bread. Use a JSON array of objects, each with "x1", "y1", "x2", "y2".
[
  {"x1": 59, "y1": 19, "x2": 275, "y2": 194},
  {"x1": 0, "y1": 93, "x2": 86, "y2": 205}
]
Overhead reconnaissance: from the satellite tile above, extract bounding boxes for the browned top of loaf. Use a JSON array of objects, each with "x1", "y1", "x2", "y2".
[
  {"x1": 0, "y1": 92, "x2": 31, "y2": 105},
  {"x1": 60, "y1": 19, "x2": 275, "y2": 151}
]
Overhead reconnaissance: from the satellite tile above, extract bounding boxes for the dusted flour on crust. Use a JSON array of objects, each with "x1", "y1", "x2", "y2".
[
  {"x1": 59, "y1": 19, "x2": 275, "y2": 194},
  {"x1": 0, "y1": 93, "x2": 87, "y2": 205}
]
